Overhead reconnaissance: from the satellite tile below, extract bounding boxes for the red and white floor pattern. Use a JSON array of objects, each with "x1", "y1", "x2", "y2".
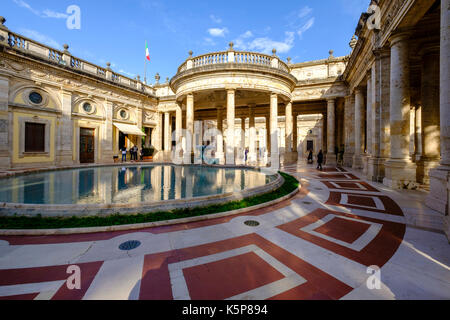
[{"x1": 0, "y1": 165, "x2": 449, "y2": 300}]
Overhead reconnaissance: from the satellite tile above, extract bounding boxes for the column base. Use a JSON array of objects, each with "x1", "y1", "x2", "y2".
[
  {"x1": 383, "y1": 159, "x2": 418, "y2": 190},
  {"x1": 352, "y1": 154, "x2": 363, "y2": 170},
  {"x1": 226, "y1": 154, "x2": 235, "y2": 165},
  {"x1": 101, "y1": 150, "x2": 115, "y2": 164},
  {"x1": 426, "y1": 166, "x2": 450, "y2": 215},
  {"x1": 215, "y1": 152, "x2": 225, "y2": 165},
  {"x1": 248, "y1": 152, "x2": 257, "y2": 166},
  {"x1": 0, "y1": 155, "x2": 11, "y2": 169},
  {"x1": 362, "y1": 155, "x2": 370, "y2": 176},
  {"x1": 367, "y1": 157, "x2": 386, "y2": 183},
  {"x1": 56, "y1": 151, "x2": 74, "y2": 166},
  {"x1": 343, "y1": 153, "x2": 354, "y2": 168},
  {"x1": 416, "y1": 158, "x2": 440, "y2": 185},
  {"x1": 283, "y1": 152, "x2": 298, "y2": 165}
]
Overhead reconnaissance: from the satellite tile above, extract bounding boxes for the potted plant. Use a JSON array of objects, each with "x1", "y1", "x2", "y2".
[{"x1": 142, "y1": 146, "x2": 156, "y2": 162}]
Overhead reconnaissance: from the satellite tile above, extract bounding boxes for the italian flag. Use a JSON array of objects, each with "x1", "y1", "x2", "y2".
[{"x1": 145, "y1": 41, "x2": 150, "y2": 61}]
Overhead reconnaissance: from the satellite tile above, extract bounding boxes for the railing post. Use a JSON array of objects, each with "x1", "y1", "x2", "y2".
[
  {"x1": 62, "y1": 44, "x2": 71, "y2": 66},
  {"x1": 136, "y1": 75, "x2": 143, "y2": 90},
  {"x1": 0, "y1": 17, "x2": 8, "y2": 46},
  {"x1": 228, "y1": 42, "x2": 235, "y2": 63},
  {"x1": 271, "y1": 48, "x2": 279, "y2": 69},
  {"x1": 187, "y1": 51, "x2": 193, "y2": 69},
  {"x1": 105, "y1": 62, "x2": 113, "y2": 80}
]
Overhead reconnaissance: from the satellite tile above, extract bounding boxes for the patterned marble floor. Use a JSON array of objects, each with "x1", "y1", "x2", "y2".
[{"x1": 0, "y1": 165, "x2": 449, "y2": 300}]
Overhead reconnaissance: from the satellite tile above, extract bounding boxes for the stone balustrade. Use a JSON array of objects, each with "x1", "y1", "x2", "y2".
[
  {"x1": 176, "y1": 48, "x2": 290, "y2": 75},
  {"x1": 2, "y1": 30, "x2": 154, "y2": 95}
]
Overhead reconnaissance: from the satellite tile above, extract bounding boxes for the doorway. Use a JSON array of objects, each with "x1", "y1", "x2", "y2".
[{"x1": 80, "y1": 128, "x2": 95, "y2": 164}]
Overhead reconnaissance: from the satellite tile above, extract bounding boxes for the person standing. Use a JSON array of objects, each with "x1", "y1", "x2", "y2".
[
  {"x1": 317, "y1": 150, "x2": 324, "y2": 171},
  {"x1": 121, "y1": 146, "x2": 127, "y2": 162},
  {"x1": 307, "y1": 150, "x2": 313, "y2": 164}
]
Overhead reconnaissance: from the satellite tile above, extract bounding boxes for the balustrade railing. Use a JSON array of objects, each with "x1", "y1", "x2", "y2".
[
  {"x1": 177, "y1": 50, "x2": 290, "y2": 74},
  {"x1": 2, "y1": 30, "x2": 153, "y2": 94}
]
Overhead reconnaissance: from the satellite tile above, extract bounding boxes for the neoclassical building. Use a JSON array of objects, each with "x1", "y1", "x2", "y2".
[{"x1": 0, "y1": 0, "x2": 448, "y2": 237}]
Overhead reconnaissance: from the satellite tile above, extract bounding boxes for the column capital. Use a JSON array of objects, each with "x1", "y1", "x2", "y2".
[
  {"x1": 389, "y1": 30, "x2": 412, "y2": 47},
  {"x1": 225, "y1": 87, "x2": 237, "y2": 93},
  {"x1": 270, "y1": 92, "x2": 278, "y2": 98},
  {"x1": 373, "y1": 46, "x2": 391, "y2": 59}
]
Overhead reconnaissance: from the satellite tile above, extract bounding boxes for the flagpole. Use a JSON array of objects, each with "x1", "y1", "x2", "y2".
[{"x1": 144, "y1": 41, "x2": 147, "y2": 84}]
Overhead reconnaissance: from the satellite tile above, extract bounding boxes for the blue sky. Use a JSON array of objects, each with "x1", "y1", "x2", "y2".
[{"x1": 3, "y1": 0, "x2": 370, "y2": 83}]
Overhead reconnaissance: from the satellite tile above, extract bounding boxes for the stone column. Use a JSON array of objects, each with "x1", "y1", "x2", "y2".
[
  {"x1": 0, "y1": 75, "x2": 10, "y2": 168},
  {"x1": 194, "y1": 120, "x2": 203, "y2": 164},
  {"x1": 136, "y1": 108, "x2": 143, "y2": 156},
  {"x1": 363, "y1": 72, "x2": 372, "y2": 175},
  {"x1": 249, "y1": 105, "x2": 257, "y2": 165},
  {"x1": 383, "y1": 32, "x2": 417, "y2": 189},
  {"x1": 216, "y1": 107, "x2": 225, "y2": 164},
  {"x1": 184, "y1": 93, "x2": 194, "y2": 164},
  {"x1": 270, "y1": 93, "x2": 279, "y2": 169},
  {"x1": 58, "y1": 89, "x2": 74, "y2": 165},
  {"x1": 265, "y1": 114, "x2": 271, "y2": 158},
  {"x1": 327, "y1": 98, "x2": 337, "y2": 166},
  {"x1": 353, "y1": 89, "x2": 364, "y2": 169},
  {"x1": 415, "y1": 106, "x2": 423, "y2": 162},
  {"x1": 102, "y1": 100, "x2": 114, "y2": 163},
  {"x1": 368, "y1": 54, "x2": 385, "y2": 182},
  {"x1": 285, "y1": 102, "x2": 293, "y2": 153},
  {"x1": 226, "y1": 89, "x2": 235, "y2": 165},
  {"x1": 240, "y1": 117, "x2": 246, "y2": 150},
  {"x1": 164, "y1": 112, "x2": 171, "y2": 152},
  {"x1": 175, "y1": 104, "x2": 182, "y2": 146},
  {"x1": 173, "y1": 104, "x2": 183, "y2": 162},
  {"x1": 343, "y1": 95, "x2": 355, "y2": 167},
  {"x1": 417, "y1": 47, "x2": 440, "y2": 184},
  {"x1": 235, "y1": 117, "x2": 246, "y2": 165},
  {"x1": 427, "y1": 0, "x2": 450, "y2": 239},
  {"x1": 293, "y1": 113, "x2": 298, "y2": 153}
]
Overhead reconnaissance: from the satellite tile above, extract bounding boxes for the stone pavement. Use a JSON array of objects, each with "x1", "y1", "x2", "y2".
[{"x1": 0, "y1": 164, "x2": 448, "y2": 300}]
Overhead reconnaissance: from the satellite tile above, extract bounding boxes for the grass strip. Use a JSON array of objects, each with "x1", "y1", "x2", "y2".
[{"x1": 0, "y1": 172, "x2": 299, "y2": 230}]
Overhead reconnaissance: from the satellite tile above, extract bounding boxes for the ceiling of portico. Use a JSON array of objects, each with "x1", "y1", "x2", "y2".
[{"x1": 180, "y1": 89, "x2": 285, "y2": 111}]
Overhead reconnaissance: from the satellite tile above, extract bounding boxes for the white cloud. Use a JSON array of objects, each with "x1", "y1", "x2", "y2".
[
  {"x1": 13, "y1": 0, "x2": 40, "y2": 15},
  {"x1": 42, "y1": 9, "x2": 68, "y2": 19},
  {"x1": 18, "y1": 28, "x2": 61, "y2": 49},
  {"x1": 233, "y1": 31, "x2": 254, "y2": 51},
  {"x1": 210, "y1": 14, "x2": 222, "y2": 24},
  {"x1": 119, "y1": 69, "x2": 136, "y2": 78},
  {"x1": 297, "y1": 17, "x2": 315, "y2": 37},
  {"x1": 298, "y1": 6, "x2": 313, "y2": 18},
  {"x1": 13, "y1": 0, "x2": 68, "y2": 19},
  {"x1": 248, "y1": 31, "x2": 295, "y2": 54},
  {"x1": 203, "y1": 37, "x2": 217, "y2": 46},
  {"x1": 208, "y1": 27, "x2": 228, "y2": 37},
  {"x1": 241, "y1": 31, "x2": 253, "y2": 39}
]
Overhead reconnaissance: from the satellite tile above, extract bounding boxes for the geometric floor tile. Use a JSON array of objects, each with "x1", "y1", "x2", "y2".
[
  {"x1": 326, "y1": 192, "x2": 404, "y2": 216},
  {"x1": 0, "y1": 261, "x2": 103, "y2": 300},
  {"x1": 321, "y1": 181, "x2": 380, "y2": 192},
  {"x1": 277, "y1": 209, "x2": 406, "y2": 267},
  {"x1": 139, "y1": 233, "x2": 353, "y2": 300}
]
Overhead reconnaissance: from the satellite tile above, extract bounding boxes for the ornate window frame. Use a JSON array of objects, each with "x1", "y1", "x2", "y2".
[{"x1": 18, "y1": 116, "x2": 51, "y2": 158}]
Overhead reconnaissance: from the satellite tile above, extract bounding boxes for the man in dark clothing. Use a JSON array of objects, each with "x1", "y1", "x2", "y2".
[
  {"x1": 307, "y1": 150, "x2": 313, "y2": 164},
  {"x1": 317, "y1": 150, "x2": 324, "y2": 171}
]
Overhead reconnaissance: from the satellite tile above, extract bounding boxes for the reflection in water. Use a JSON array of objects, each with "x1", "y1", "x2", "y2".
[{"x1": 0, "y1": 165, "x2": 277, "y2": 205}]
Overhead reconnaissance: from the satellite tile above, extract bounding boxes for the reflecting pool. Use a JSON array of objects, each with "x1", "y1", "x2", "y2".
[{"x1": 0, "y1": 165, "x2": 277, "y2": 205}]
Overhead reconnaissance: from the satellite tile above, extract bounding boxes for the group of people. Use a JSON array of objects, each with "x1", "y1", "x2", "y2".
[{"x1": 121, "y1": 145, "x2": 141, "y2": 162}]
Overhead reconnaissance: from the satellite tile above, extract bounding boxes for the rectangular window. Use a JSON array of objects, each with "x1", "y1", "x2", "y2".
[{"x1": 25, "y1": 122, "x2": 45, "y2": 153}]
